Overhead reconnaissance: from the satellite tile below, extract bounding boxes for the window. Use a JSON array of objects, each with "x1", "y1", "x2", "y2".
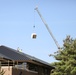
[{"x1": 28, "y1": 63, "x2": 38, "y2": 72}]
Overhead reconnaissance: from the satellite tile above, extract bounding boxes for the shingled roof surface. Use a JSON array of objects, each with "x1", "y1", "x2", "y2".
[
  {"x1": 0, "y1": 45, "x2": 30, "y2": 61},
  {"x1": 0, "y1": 45, "x2": 53, "y2": 67}
]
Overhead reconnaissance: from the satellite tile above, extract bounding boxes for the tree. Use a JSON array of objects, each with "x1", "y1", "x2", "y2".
[
  {"x1": 51, "y1": 36, "x2": 76, "y2": 75},
  {"x1": 0, "y1": 65, "x2": 5, "y2": 75},
  {"x1": 0, "y1": 69, "x2": 5, "y2": 75}
]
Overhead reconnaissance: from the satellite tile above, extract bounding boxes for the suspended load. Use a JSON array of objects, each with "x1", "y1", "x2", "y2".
[{"x1": 31, "y1": 33, "x2": 37, "y2": 39}]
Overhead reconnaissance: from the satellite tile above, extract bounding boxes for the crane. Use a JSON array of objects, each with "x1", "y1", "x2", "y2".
[{"x1": 35, "y1": 6, "x2": 60, "y2": 49}]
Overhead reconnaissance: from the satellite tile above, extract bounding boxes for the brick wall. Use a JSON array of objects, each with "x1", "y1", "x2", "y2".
[{"x1": 1, "y1": 66, "x2": 38, "y2": 75}]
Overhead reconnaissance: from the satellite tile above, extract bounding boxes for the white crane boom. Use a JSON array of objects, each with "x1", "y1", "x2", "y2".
[{"x1": 35, "y1": 7, "x2": 60, "y2": 49}]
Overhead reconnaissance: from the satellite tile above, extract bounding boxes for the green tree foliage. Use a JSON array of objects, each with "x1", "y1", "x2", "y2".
[{"x1": 51, "y1": 36, "x2": 76, "y2": 75}]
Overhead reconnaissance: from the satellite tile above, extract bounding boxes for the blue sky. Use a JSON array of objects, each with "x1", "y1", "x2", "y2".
[{"x1": 0, "y1": 0, "x2": 76, "y2": 63}]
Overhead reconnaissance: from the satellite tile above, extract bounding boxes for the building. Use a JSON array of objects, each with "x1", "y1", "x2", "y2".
[{"x1": 0, "y1": 45, "x2": 54, "y2": 75}]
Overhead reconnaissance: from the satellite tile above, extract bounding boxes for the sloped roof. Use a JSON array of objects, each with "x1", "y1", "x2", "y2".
[
  {"x1": 0, "y1": 45, "x2": 30, "y2": 61},
  {"x1": 0, "y1": 45, "x2": 54, "y2": 68}
]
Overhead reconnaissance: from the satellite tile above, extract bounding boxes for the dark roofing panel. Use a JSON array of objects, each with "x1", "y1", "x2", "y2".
[
  {"x1": 19, "y1": 52, "x2": 51, "y2": 66},
  {"x1": 0, "y1": 46, "x2": 30, "y2": 61},
  {"x1": 0, "y1": 45, "x2": 54, "y2": 68},
  {"x1": 0, "y1": 53, "x2": 11, "y2": 60}
]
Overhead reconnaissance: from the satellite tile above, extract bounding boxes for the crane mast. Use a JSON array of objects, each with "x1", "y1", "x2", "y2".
[{"x1": 35, "y1": 7, "x2": 60, "y2": 49}]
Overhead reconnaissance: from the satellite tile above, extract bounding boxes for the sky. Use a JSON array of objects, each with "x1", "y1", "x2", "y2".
[{"x1": 0, "y1": 0, "x2": 76, "y2": 63}]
